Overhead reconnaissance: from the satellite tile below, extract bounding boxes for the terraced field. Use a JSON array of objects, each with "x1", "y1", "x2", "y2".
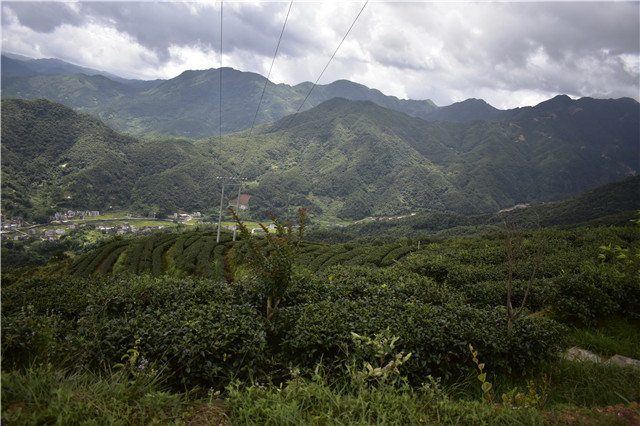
[{"x1": 67, "y1": 230, "x2": 419, "y2": 279}]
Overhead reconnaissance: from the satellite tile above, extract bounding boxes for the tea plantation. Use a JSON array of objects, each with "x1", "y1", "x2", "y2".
[{"x1": 2, "y1": 220, "x2": 639, "y2": 424}]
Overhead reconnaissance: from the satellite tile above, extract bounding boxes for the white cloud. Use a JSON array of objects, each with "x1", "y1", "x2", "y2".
[{"x1": 2, "y1": 1, "x2": 638, "y2": 108}]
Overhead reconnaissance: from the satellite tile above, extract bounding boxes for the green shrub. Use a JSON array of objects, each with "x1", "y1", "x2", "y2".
[
  {"x1": 277, "y1": 266, "x2": 566, "y2": 382},
  {"x1": 71, "y1": 276, "x2": 268, "y2": 389},
  {"x1": 462, "y1": 279, "x2": 555, "y2": 313},
  {"x1": 1, "y1": 305, "x2": 69, "y2": 368},
  {"x1": 550, "y1": 268, "x2": 621, "y2": 325},
  {"x1": 151, "y1": 238, "x2": 175, "y2": 276},
  {"x1": 98, "y1": 246, "x2": 127, "y2": 275},
  {"x1": 196, "y1": 236, "x2": 219, "y2": 277}
]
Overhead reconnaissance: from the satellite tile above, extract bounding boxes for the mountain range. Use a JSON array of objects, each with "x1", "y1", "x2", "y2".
[
  {"x1": 2, "y1": 91, "x2": 638, "y2": 224},
  {"x1": 4, "y1": 54, "x2": 534, "y2": 139},
  {"x1": 2, "y1": 54, "x2": 639, "y2": 223}
]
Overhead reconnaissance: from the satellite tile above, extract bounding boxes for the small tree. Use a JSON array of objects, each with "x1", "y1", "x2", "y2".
[
  {"x1": 229, "y1": 207, "x2": 307, "y2": 321},
  {"x1": 505, "y1": 222, "x2": 543, "y2": 335}
]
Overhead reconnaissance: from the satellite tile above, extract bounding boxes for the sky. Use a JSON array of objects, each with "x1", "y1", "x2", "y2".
[{"x1": 2, "y1": 1, "x2": 639, "y2": 109}]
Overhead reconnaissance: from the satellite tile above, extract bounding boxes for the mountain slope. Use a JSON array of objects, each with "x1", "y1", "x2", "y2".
[
  {"x1": 423, "y1": 98, "x2": 504, "y2": 122},
  {"x1": 5, "y1": 55, "x2": 637, "y2": 143},
  {"x1": 0, "y1": 57, "x2": 443, "y2": 138},
  {"x1": 239, "y1": 96, "x2": 638, "y2": 217},
  {"x1": 0, "y1": 99, "x2": 230, "y2": 220},
  {"x1": 1, "y1": 54, "x2": 160, "y2": 88},
  {"x1": 1, "y1": 98, "x2": 138, "y2": 220},
  {"x1": 2, "y1": 96, "x2": 638, "y2": 223},
  {"x1": 344, "y1": 175, "x2": 640, "y2": 238}
]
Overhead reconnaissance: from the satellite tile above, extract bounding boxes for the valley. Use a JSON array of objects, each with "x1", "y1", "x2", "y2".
[
  {"x1": 2, "y1": 94, "x2": 638, "y2": 227},
  {"x1": 2, "y1": 55, "x2": 639, "y2": 425}
]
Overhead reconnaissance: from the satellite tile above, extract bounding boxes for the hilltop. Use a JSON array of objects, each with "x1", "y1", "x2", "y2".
[{"x1": 2, "y1": 96, "x2": 637, "y2": 224}]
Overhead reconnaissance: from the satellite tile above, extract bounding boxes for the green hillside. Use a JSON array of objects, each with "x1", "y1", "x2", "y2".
[
  {"x1": 3, "y1": 56, "x2": 637, "y2": 145},
  {"x1": 1, "y1": 63, "x2": 437, "y2": 138},
  {"x1": 2, "y1": 97, "x2": 637, "y2": 224},
  {"x1": 341, "y1": 175, "x2": 640, "y2": 239},
  {"x1": 1, "y1": 98, "x2": 230, "y2": 221},
  {"x1": 232, "y1": 96, "x2": 638, "y2": 218}
]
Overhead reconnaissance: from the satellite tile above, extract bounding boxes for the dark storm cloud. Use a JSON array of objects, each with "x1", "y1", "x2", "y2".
[
  {"x1": 4, "y1": 1, "x2": 290, "y2": 61},
  {"x1": 2, "y1": 1, "x2": 638, "y2": 108},
  {"x1": 2, "y1": 2, "x2": 83, "y2": 32}
]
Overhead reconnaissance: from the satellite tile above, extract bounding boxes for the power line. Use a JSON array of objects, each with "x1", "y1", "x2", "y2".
[
  {"x1": 218, "y1": 0, "x2": 224, "y2": 155},
  {"x1": 238, "y1": 0, "x2": 294, "y2": 179},
  {"x1": 216, "y1": 1, "x2": 368, "y2": 231},
  {"x1": 294, "y1": 0, "x2": 369, "y2": 115},
  {"x1": 215, "y1": 0, "x2": 230, "y2": 241},
  {"x1": 216, "y1": 176, "x2": 246, "y2": 242},
  {"x1": 230, "y1": 0, "x2": 294, "y2": 236},
  {"x1": 248, "y1": 0, "x2": 294, "y2": 141}
]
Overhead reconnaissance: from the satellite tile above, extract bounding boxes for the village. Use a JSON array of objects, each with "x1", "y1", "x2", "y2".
[{"x1": 0, "y1": 210, "x2": 207, "y2": 242}]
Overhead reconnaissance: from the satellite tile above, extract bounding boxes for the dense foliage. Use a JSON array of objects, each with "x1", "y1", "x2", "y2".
[
  {"x1": 2, "y1": 96, "x2": 638, "y2": 222},
  {"x1": 3, "y1": 222, "x2": 638, "y2": 392}
]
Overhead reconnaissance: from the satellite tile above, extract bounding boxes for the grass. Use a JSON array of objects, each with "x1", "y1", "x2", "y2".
[
  {"x1": 224, "y1": 363, "x2": 639, "y2": 425},
  {"x1": 224, "y1": 376, "x2": 545, "y2": 425},
  {"x1": 543, "y1": 359, "x2": 640, "y2": 407},
  {"x1": 1, "y1": 364, "x2": 190, "y2": 425},
  {"x1": 3, "y1": 356, "x2": 639, "y2": 425},
  {"x1": 569, "y1": 316, "x2": 640, "y2": 359}
]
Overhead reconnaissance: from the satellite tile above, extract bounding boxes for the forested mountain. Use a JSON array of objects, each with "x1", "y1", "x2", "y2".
[
  {"x1": 2, "y1": 96, "x2": 637, "y2": 223},
  {"x1": 1, "y1": 99, "x2": 229, "y2": 221},
  {"x1": 339, "y1": 175, "x2": 640, "y2": 239},
  {"x1": 1, "y1": 54, "x2": 160, "y2": 88},
  {"x1": 240, "y1": 95, "x2": 638, "y2": 218},
  {"x1": 2, "y1": 56, "x2": 437, "y2": 138},
  {"x1": 4, "y1": 54, "x2": 639, "y2": 143}
]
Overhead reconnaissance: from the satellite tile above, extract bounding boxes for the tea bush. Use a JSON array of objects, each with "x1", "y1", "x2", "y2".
[
  {"x1": 8, "y1": 224, "x2": 637, "y2": 394},
  {"x1": 2, "y1": 265, "x2": 568, "y2": 390},
  {"x1": 461, "y1": 278, "x2": 556, "y2": 312},
  {"x1": 70, "y1": 276, "x2": 268, "y2": 389},
  {"x1": 276, "y1": 265, "x2": 566, "y2": 382},
  {"x1": 2, "y1": 305, "x2": 70, "y2": 368}
]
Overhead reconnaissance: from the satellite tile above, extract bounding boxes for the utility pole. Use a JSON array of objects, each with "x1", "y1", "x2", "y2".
[
  {"x1": 216, "y1": 176, "x2": 246, "y2": 243},
  {"x1": 233, "y1": 184, "x2": 242, "y2": 241}
]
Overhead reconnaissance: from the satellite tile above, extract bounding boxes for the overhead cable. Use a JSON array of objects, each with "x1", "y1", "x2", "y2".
[
  {"x1": 218, "y1": 0, "x2": 224, "y2": 155},
  {"x1": 238, "y1": 0, "x2": 294, "y2": 179},
  {"x1": 248, "y1": 0, "x2": 294, "y2": 139},
  {"x1": 295, "y1": 0, "x2": 369, "y2": 115}
]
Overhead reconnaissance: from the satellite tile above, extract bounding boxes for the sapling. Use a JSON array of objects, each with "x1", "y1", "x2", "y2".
[
  {"x1": 504, "y1": 222, "x2": 543, "y2": 335},
  {"x1": 469, "y1": 344, "x2": 493, "y2": 404},
  {"x1": 229, "y1": 207, "x2": 307, "y2": 321},
  {"x1": 350, "y1": 329, "x2": 412, "y2": 386}
]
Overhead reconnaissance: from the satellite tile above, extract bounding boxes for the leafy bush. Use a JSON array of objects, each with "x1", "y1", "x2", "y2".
[
  {"x1": 277, "y1": 265, "x2": 566, "y2": 382},
  {"x1": 70, "y1": 276, "x2": 268, "y2": 389},
  {"x1": 461, "y1": 279, "x2": 555, "y2": 313},
  {"x1": 1, "y1": 305, "x2": 69, "y2": 369},
  {"x1": 230, "y1": 208, "x2": 307, "y2": 321}
]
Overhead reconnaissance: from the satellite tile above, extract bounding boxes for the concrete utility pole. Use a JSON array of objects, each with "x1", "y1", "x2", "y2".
[{"x1": 216, "y1": 176, "x2": 246, "y2": 243}]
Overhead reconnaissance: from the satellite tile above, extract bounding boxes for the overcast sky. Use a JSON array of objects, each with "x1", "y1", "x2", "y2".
[{"x1": 2, "y1": 1, "x2": 639, "y2": 109}]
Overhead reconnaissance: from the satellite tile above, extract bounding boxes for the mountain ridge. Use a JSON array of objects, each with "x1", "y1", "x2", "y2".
[
  {"x1": 5, "y1": 53, "x2": 609, "y2": 139},
  {"x1": 2, "y1": 96, "x2": 636, "y2": 223}
]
